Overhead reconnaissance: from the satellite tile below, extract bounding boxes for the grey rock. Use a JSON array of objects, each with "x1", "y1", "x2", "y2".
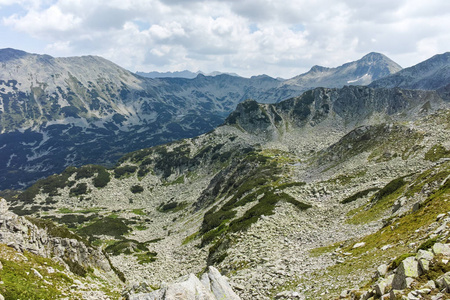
[
  {"x1": 435, "y1": 271, "x2": 450, "y2": 292},
  {"x1": 374, "y1": 274, "x2": 394, "y2": 297},
  {"x1": 130, "y1": 266, "x2": 240, "y2": 300},
  {"x1": 392, "y1": 257, "x2": 421, "y2": 290},
  {"x1": 432, "y1": 243, "x2": 450, "y2": 256}
]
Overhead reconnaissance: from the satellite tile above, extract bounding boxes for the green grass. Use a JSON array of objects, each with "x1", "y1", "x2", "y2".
[
  {"x1": 78, "y1": 216, "x2": 131, "y2": 238},
  {"x1": 347, "y1": 177, "x2": 407, "y2": 225},
  {"x1": 0, "y1": 244, "x2": 72, "y2": 299},
  {"x1": 340, "y1": 187, "x2": 379, "y2": 204},
  {"x1": 425, "y1": 144, "x2": 450, "y2": 162},
  {"x1": 132, "y1": 208, "x2": 146, "y2": 215}
]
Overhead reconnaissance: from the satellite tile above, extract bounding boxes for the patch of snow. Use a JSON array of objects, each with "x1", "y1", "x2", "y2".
[
  {"x1": 6, "y1": 154, "x2": 16, "y2": 167},
  {"x1": 347, "y1": 73, "x2": 369, "y2": 84},
  {"x1": 27, "y1": 147, "x2": 53, "y2": 161}
]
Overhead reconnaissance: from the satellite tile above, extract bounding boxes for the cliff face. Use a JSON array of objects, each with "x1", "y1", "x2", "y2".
[
  {"x1": 0, "y1": 198, "x2": 116, "y2": 278},
  {"x1": 225, "y1": 86, "x2": 447, "y2": 140}
]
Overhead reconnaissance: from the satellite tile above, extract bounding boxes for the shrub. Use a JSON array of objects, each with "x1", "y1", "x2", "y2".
[
  {"x1": 373, "y1": 177, "x2": 406, "y2": 202},
  {"x1": 130, "y1": 185, "x2": 144, "y2": 194},
  {"x1": 69, "y1": 183, "x2": 88, "y2": 197},
  {"x1": 78, "y1": 217, "x2": 131, "y2": 238},
  {"x1": 341, "y1": 188, "x2": 380, "y2": 204},
  {"x1": 114, "y1": 165, "x2": 137, "y2": 178},
  {"x1": 93, "y1": 167, "x2": 110, "y2": 188}
]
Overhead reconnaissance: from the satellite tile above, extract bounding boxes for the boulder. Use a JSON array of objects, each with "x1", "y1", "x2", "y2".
[
  {"x1": 435, "y1": 272, "x2": 450, "y2": 292},
  {"x1": 432, "y1": 243, "x2": 450, "y2": 256},
  {"x1": 129, "y1": 266, "x2": 241, "y2": 300},
  {"x1": 392, "y1": 257, "x2": 421, "y2": 290},
  {"x1": 205, "y1": 266, "x2": 240, "y2": 300},
  {"x1": 417, "y1": 250, "x2": 434, "y2": 273},
  {"x1": 374, "y1": 274, "x2": 394, "y2": 297},
  {"x1": 376, "y1": 264, "x2": 389, "y2": 277}
]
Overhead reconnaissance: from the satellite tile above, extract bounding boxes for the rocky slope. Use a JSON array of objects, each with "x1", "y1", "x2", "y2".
[
  {"x1": 0, "y1": 198, "x2": 122, "y2": 299},
  {"x1": 0, "y1": 49, "x2": 402, "y2": 191},
  {"x1": 6, "y1": 77, "x2": 450, "y2": 299}
]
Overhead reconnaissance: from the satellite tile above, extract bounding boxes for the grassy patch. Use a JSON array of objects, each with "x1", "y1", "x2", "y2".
[
  {"x1": 0, "y1": 244, "x2": 72, "y2": 299},
  {"x1": 347, "y1": 176, "x2": 407, "y2": 225},
  {"x1": 132, "y1": 208, "x2": 146, "y2": 215},
  {"x1": 182, "y1": 232, "x2": 199, "y2": 245},
  {"x1": 425, "y1": 144, "x2": 450, "y2": 162},
  {"x1": 157, "y1": 201, "x2": 188, "y2": 213},
  {"x1": 341, "y1": 188, "x2": 379, "y2": 204},
  {"x1": 130, "y1": 184, "x2": 144, "y2": 194},
  {"x1": 78, "y1": 216, "x2": 131, "y2": 238}
]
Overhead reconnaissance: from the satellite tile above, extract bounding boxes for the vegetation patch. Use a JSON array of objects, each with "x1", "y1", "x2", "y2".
[
  {"x1": 0, "y1": 244, "x2": 72, "y2": 300},
  {"x1": 78, "y1": 216, "x2": 131, "y2": 238},
  {"x1": 105, "y1": 239, "x2": 149, "y2": 256},
  {"x1": 158, "y1": 201, "x2": 188, "y2": 213},
  {"x1": 130, "y1": 184, "x2": 144, "y2": 193},
  {"x1": 69, "y1": 182, "x2": 88, "y2": 197},
  {"x1": 425, "y1": 144, "x2": 450, "y2": 162},
  {"x1": 341, "y1": 187, "x2": 379, "y2": 204},
  {"x1": 372, "y1": 177, "x2": 407, "y2": 202},
  {"x1": 114, "y1": 165, "x2": 138, "y2": 178},
  {"x1": 132, "y1": 208, "x2": 146, "y2": 215},
  {"x1": 26, "y1": 217, "x2": 90, "y2": 246}
]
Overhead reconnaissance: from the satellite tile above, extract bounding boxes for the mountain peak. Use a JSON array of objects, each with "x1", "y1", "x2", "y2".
[
  {"x1": 286, "y1": 52, "x2": 402, "y2": 88},
  {"x1": 0, "y1": 48, "x2": 30, "y2": 62}
]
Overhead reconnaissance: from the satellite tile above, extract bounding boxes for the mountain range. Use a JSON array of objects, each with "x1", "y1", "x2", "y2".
[
  {"x1": 0, "y1": 47, "x2": 449, "y2": 299},
  {"x1": 0, "y1": 49, "x2": 403, "y2": 190}
]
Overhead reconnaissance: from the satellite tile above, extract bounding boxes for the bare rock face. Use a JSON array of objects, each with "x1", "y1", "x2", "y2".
[
  {"x1": 129, "y1": 266, "x2": 241, "y2": 300},
  {"x1": 0, "y1": 198, "x2": 112, "y2": 274}
]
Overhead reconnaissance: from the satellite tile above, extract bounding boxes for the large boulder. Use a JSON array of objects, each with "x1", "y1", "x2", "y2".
[
  {"x1": 392, "y1": 257, "x2": 421, "y2": 290},
  {"x1": 130, "y1": 266, "x2": 241, "y2": 300}
]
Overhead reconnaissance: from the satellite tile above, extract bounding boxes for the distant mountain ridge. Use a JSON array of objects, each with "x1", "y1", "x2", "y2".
[
  {"x1": 369, "y1": 52, "x2": 450, "y2": 90},
  {"x1": 0, "y1": 49, "x2": 404, "y2": 190},
  {"x1": 136, "y1": 70, "x2": 241, "y2": 79}
]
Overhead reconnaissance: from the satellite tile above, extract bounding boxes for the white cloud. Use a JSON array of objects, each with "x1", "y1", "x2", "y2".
[{"x1": 0, "y1": 0, "x2": 449, "y2": 78}]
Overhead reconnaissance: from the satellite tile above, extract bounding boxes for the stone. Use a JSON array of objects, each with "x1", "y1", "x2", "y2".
[
  {"x1": 31, "y1": 268, "x2": 43, "y2": 279},
  {"x1": 377, "y1": 264, "x2": 389, "y2": 277},
  {"x1": 374, "y1": 274, "x2": 394, "y2": 297},
  {"x1": 389, "y1": 289, "x2": 404, "y2": 300},
  {"x1": 417, "y1": 250, "x2": 434, "y2": 273},
  {"x1": 353, "y1": 242, "x2": 366, "y2": 249},
  {"x1": 206, "y1": 266, "x2": 241, "y2": 300},
  {"x1": 0, "y1": 199, "x2": 8, "y2": 214},
  {"x1": 436, "y1": 213, "x2": 446, "y2": 221},
  {"x1": 432, "y1": 243, "x2": 450, "y2": 256},
  {"x1": 435, "y1": 271, "x2": 450, "y2": 292},
  {"x1": 0, "y1": 293, "x2": 4, "y2": 300},
  {"x1": 431, "y1": 293, "x2": 445, "y2": 300},
  {"x1": 0, "y1": 261, "x2": 2, "y2": 271},
  {"x1": 392, "y1": 257, "x2": 421, "y2": 290}
]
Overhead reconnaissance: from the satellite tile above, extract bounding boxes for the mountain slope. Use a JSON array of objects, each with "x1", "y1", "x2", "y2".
[
  {"x1": 8, "y1": 81, "x2": 450, "y2": 298},
  {"x1": 0, "y1": 49, "x2": 303, "y2": 190},
  {"x1": 0, "y1": 49, "x2": 402, "y2": 190},
  {"x1": 370, "y1": 52, "x2": 450, "y2": 90},
  {"x1": 284, "y1": 52, "x2": 402, "y2": 89}
]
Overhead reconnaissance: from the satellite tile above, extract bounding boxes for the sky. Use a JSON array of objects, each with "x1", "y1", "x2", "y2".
[{"x1": 0, "y1": 0, "x2": 449, "y2": 78}]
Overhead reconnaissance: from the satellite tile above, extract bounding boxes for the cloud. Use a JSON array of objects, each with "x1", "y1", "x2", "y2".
[{"x1": 1, "y1": 0, "x2": 449, "y2": 78}]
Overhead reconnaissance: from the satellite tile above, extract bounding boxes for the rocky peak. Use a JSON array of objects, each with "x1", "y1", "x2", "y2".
[{"x1": 285, "y1": 52, "x2": 402, "y2": 88}]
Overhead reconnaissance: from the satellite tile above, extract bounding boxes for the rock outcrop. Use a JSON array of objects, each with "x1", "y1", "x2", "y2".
[
  {"x1": 128, "y1": 266, "x2": 240, "y2": 300},
  {"x1": 0, "y1": 198, "x2": 112, "y2": 275}
]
